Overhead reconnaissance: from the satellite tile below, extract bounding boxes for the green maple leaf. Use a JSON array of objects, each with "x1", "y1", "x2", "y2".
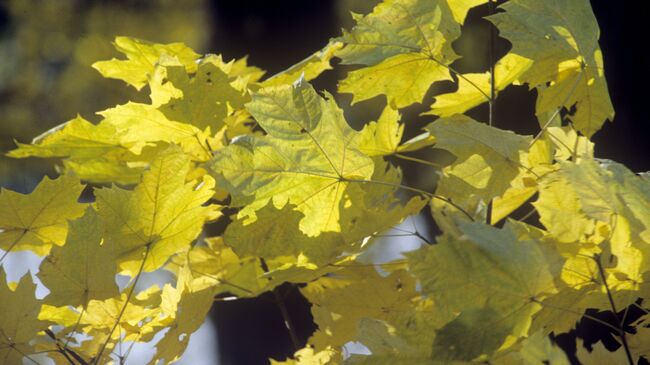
[
  {"x1": 301, "y1": 266, "x2": 418, "y2": 349},
  {"x1": 263, "y1": 41, "x2": 342, "y2": 87},
  {"x1": 407, "y1": 221, "x2": 558, "y2": 360},
  {"x1": 489, "y1": 0, "x2": 614, "y2": 137},
  {"x1": 426, "y1": 53, "x2": 532, "y2": 117},
  {"x1": 535, "y1": 159, "x2": 650, "y2": 290},
  {"x1": 38, "y1": 207, "x2": 120, "y2": 308},
  {"x1": 7, "y1": 116, "x2": 145, "y2": 184},
  {"x1": 160, "y1": 62, "x2": 247, "y2": 129},
  {"x1": 0, "y1": 272, "x2": 49, "y2": 365},
  {"x1": 0, "y1": 174, "x2": 86, "y2": 257},
  {"x1": 358, "y1": 106, "x2": 403, "y2": 157},
  {"x1": 337, "y1": 0, "x2": 487, "y2": 108},
  {"x1": 148, "y1": 269, "x2": 217, "y2": 365},
  {"x1": 426, "y1": 115, "x2": 530, "y2": 207},
  {"x1": 223, "y1": 159, "x2": 425, "y2": 265},
  {"x1": 211, "y1": 79, "x2": 375, "y2": 236}
]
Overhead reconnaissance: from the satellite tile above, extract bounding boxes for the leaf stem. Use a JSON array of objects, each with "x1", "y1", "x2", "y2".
[
  {"x1": 273, "y1": 287, "x2": 301, "y2": 352},
  {"x1": 488, "y1": 0, "x2": 496, "y2": 127},
  {"x1": 394, "y1": 153, "x2": 444, "y2": 168},
  {"x1": 45, "y1": 328, "x2": 89, "y2": 365},
  {"x1": 485, "y1": 0, "x2": 497, "y2": 224},
  {"x1": 94, "y1": 245, "x2": 150, "y2": 364},
  {"x1": 343, "y1": 178, "x2": 475, "y2": 221},
  {"x1": 530, "y1": 71, "x2": 584, "y2": 148},
  {"x1": 593, "y1": 254, "x2": 635, "y2": 365},
  {"x1": 260, "y1": 259, "x2": 300, "y2": 352},
  {"x1": 0, "y1": 229, "x2": 28, "y2": 266}
]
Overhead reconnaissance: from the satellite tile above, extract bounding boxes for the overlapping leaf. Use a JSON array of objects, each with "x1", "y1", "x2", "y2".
[
  {"x1": 0, "y1": 174, "x2": 86, "y2": 256},
  {"x1": 426, "y1": 115, "x2": 530, "y2": 208},
  {"x1": 301, "y1": 266, "x2": 418, "y2": 350},
  {"x1": 8, "y1": 103, "x2": 213, "y2": 184},
  {"x1": 95, "y1": 146, "x2": 220, "y2": 274},
  {"x1": 38, "y1": 207, "x2": 119, "y2": 308},
  {"x1": 489, "y1": 0, "x2": 614, "y2": 137},
  {"x1": 159, "y1": 61, "x2": 247, "y2": 130},
  {"x1": 93, "y1": 36, "x2": 200, "y2": 90},
  {"x1": 0, "y1": 272, "x2": 49, "y2": 365},
  {"x1": 535, "y1": 159, "x2": 650, "y2": 291},
  {"x1": 337, "y1": 0, "x2": 483, "y2": 108},
  {"x1": 223, "y1": 160, "x2": 425, "y2": 266},
  {"x1": 426, "y1": 53, "x2": 532, "y2": 117},
  {"x1": 211, "y1": 79, "x2": 375, "y2": 236},
  {"x1": 407, "y1": 221, "x2": 558, "y2": 360},
  {"x1": 1, "y1": 2, "x2": 646, "y2": 363}
]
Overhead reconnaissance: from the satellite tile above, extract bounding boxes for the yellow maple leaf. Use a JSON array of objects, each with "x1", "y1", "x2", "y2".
[
  {"x1": 95, "y1": 146, "x2": 220, "y2": 274},
  {"x1": 93, "y1": 36, "x2": 200, "y2": 90}
]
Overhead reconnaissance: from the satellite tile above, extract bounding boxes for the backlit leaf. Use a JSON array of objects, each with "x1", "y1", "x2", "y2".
[
  {"x1": 93, "y1": 36, "x2": 200, "y2": 90},
  {"x1": 0, "y1": 174, "x2": 86, "y2": 256},
  {"x1": 489, "y1": 0, "x2": 614, "y2": 137},
  {"x1": 95, "y1": 146, "x2": 220, "y2": 274},
  {"x1": 38, "y1": 207, "x2": 119, "y2": 308}
]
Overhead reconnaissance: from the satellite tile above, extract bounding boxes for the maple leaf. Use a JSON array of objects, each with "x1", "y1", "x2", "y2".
[
  {"x1": 301, "y1": 266, "x2": 418, "y2": 350},
  {"x1": 492, "y1": 331, "x2": 570, "y2": 365},
  {"x1": 358, "y1": 105, "x2": 403, "y2": 157},
  {"x1": 535, "y1": 159, "x2": 650, "y2": 292},
  {"x1": 95, "y1": 146, "x2": 220, "y2": 274},
  {"x1": 38, "y1": 207, "x2": 120, "y2": 308},
  {"x1": 167, "y1": 237, "x2": 270, "y2": 297},
  {"x1": 407, "y1": 221, "x2": 558, "y2": 360},
  {"x1": 80, "y1": 285, "x2": 163, "y2": 340},
  {"x1": 211, "y1": 79, "x2": 375, "y2": 236},
  {"x1": 93, "y1": 36, "x2": 200, "y2": 90},
  {"x1": 426, "y1": 115, "x2": 530, "y2": 207},
  {"x1": 221, "y1": 157, "x2": 425, "y2": 265},
  {"x1": 7, "y1": 116, "x2": 144, "y2": 184},
  {"x1": 0, "y1": 272, "x2": 49, "y2": 365},
  {"x1": 426, "y1": 53, "x2": 532, "y2": 117},
  {"x1": 337, "y1": 0, "x2": 487, "y2": 108},
  {"x1": 0, "y1": 174, "x2": 86, "y2": 257},
  {"x1": 97, "y1": 102, "x2": 212, "y2": 159},
  {"x1": 576, "y1": 340, "x2": 629, "y2": 365},
  {"x1": 270, "y1": 346, "x2": 338, "y2": 365},
  {"x1": 8, "y1": 102, "x2": 214, "y2": 184},
  {"x1": 489, "y1": 0, "x2": 614, "y2": 137},
  {"x1": 148, "y1": 268, "x2": 217, "y2": 365},
  {"x1": 622, "y1": 315, "x2": 650, "y2": 363},
  {"x1": 1, "y1": 0, "x2": 645, "y2": 363},
  {"x1": 160, "y1": 61, "x2": 247, "y2": 130},
  {"x1": 263, "y1": 41, "x2": 342, "y2": 87}
]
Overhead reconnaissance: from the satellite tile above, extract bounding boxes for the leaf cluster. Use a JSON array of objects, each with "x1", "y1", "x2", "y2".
[{"x1": 1, "y1": 1, "x2": 649, "y2": 365}]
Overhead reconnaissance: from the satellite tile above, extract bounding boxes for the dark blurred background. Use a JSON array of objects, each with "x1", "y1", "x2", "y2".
[{"x1": 1, "y1": 0, "x2": 648, "y2": 364}]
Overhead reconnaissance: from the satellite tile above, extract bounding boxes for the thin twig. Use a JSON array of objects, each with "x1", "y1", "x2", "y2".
[
  {"x1": 0, "y1": 229, "x2": 28, "y2": 265},
  {"x1": 488, "y1": 0, "x2": 496, "y2": 127},
  {"x1": 530, "y1": 71, "x2": 584, "y2": 147},
  {"x1": 94, "y1": 246, "x2": 151, "y2": 364},
  {"x1": 594, "y1": 254, "x2": 635, "y2": 365},
  {"x1": 273, "y1": 287, "x2": 301, "y2": 351},
  {"x1": 259, "y1": 259, "x2": 300, "y2": 352},
  {"x1": 44, "y1": 329, "x2": 89, "y2": 365},
  {"x1": 485, "y1": 0, "x2": 497, "y2": 224},
  {"x1": 343, "y1": 177, "x2": 475, "y2": 221},
  {"x1": 394, "y1": 153, "x2": 444, "y2": 169}
]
